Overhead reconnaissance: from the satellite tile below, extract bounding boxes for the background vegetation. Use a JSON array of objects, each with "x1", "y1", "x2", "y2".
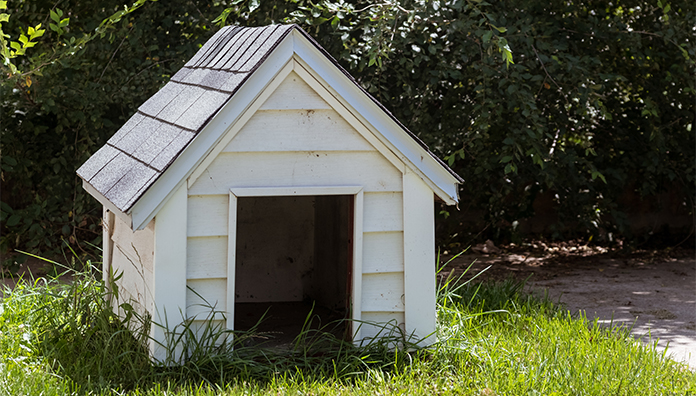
[{"x1": 1, "y1": 0, "x2": 694, "y2": 262}]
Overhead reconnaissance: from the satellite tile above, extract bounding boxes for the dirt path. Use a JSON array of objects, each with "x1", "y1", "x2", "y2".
[{"x1": 442, "y1": 243, "x2": 696, "y2": 370}]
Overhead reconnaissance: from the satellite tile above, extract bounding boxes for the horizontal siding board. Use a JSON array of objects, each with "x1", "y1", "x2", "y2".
[
  {"x1": 359, "y1": 311, "x2": 405, "y2": 340},
  {"x1": 361, "y1": 272, "x2": 404, "y2": 312},
  {"x1": 187, "y1": 195, "x2": 228, "y2": 237},
  {"x1": 186, "y1": 278, "x2": 227, "y2": 319},
  {"x1": 363, "y1": 192, "x2": 403, "y2": 232},
  {"x1": 188, "y1": 151, "x2": 402, "y2": 195},
  {"x1": 224, "y1": 109, "x2": 374, "y2": 152},
  {"x1": 187, "y1": 236, "x2": 228, "y2": 279},
  {"x1": 362, "y1": 232, "x2": 404, "y2": 273},
  {"x1": 259, "y1": 71, "x2": 331, "y2": 110}
]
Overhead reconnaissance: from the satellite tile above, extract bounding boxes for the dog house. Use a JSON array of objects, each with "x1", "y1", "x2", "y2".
[{"x1": 77, "y1": 24, "x2": 462, "y2": 360}]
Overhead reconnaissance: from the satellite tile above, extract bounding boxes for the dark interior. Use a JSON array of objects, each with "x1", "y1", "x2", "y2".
[{"x1": 234, "y1": 195, "x2": 353, "y2": 347}]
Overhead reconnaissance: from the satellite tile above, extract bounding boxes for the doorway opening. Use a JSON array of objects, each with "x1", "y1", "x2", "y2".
[{"x1": 233, "y1": 194, "x2": 353, "y2": 347}]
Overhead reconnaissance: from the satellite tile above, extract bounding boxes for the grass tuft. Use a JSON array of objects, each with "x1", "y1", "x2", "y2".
[{"x1": 0, "y1": 253, "x2": 693, "y2": 395}]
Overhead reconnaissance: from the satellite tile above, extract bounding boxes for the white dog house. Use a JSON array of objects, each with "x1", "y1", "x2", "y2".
[{"x1": 77, "y1": 24, "x2": 462, "y2": 360}]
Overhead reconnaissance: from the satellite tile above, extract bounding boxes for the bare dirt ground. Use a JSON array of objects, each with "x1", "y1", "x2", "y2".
[{"x1": 441, "y1": 242, "x2": 696, "y2": 370}]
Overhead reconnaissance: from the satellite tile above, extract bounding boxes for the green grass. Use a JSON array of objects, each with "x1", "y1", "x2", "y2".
[{"x1": 1, "y1": 259, "x2": 693, "y2": 396}]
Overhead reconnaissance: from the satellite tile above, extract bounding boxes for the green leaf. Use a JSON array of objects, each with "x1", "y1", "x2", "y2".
[
  {"x1": 663, "y1": 4, "x2": 670, "y2": 13},
  {"x1": 7, "y1": 214, "x2": 21, "y2": 227},
  {"x1": 0, "y1": 13, "x2": 9, "y2": 23},
  {"x1": 500, "y1": 155, "x2": 513, "y2": 163},
  {"x1": 50, "y1": 9, "x2": 60, "y2": 23},
  {"x1": 482, "y1": 30, "x2": 493, "y2": 43},
  {"x1": 591, "y1": 170, "x2": 607, "y2": 184},
  {"x1": 0, "y1": 1, "x2": 7, "y2": 10}
]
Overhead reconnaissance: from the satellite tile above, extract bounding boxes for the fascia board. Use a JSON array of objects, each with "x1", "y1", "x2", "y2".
[
  {"x1": 81, "y1": 178, "x2": 132, "y2": 226},
  {"x1": 291, "y1": 30, "x2": 460, "y2": 205},
  {"x1": 128, "y1": 33, "x2": 295, "y2": 230}
]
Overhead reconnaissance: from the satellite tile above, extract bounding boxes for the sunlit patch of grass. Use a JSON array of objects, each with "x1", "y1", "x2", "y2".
[{"x1": 0, "y1": 252, "x2": 693, "y2": 395}]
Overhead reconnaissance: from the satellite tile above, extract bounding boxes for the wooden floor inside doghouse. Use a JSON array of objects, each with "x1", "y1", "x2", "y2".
[{"x1": 235, "y1": 302, "x2": 347, "y2": 348}]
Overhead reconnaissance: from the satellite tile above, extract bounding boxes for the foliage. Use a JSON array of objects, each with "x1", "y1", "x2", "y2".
[
  {"x1": 278, "y1": 0, "x2": 695, "y2": 243},
  {"x1": 1, "y1": 260, "x2": 693, "y2": 394},
  {"x1": 1, "y1": 0, "x2": 694, "y2": 260},
  {"x1": 0, "y1": 0, "x2": 226, "y2": 260}
]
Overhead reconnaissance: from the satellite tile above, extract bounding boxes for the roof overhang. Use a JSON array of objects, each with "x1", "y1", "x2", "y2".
[{"x1": 116, "y1": 28, "x2": 460, "y2": 230}]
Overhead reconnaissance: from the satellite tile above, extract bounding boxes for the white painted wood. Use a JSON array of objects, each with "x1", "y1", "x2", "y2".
[
  {"x1": 151, "y1": 184, "x2": 188, "y2": 361},
  {"x1": 111, "y1": 245, "x2": 153, "y2": 315},
  {"x1": 259, "y1": 71, "x2": 331, "y2": 110},
  {"x1": 362, "y1": 232, "x2": 404, "y2": 274},
  {"x1": 187, "y1": 195, "x2": 228, "y2": 237},
  {"x1": 230, "y1": 185, "x2": 362, "y2": 197},
  {"x1": 291, "y1": 31, "x2": 461, "y2": 204},
  {"x1": 291, "y1": 60, "x2": 406, "y2": 175},
  {"x1": 187, "y1": 236, "x2": 228, "y2": 279},
  {"x1": 363, "y1": 192, "x2": 403, "y2": 233},
  {"x1": 103, "y1": 207, "x2": 115, "y2": 299},
  {"x1": 130, "y1": 35, "x2": 296, "y2": 230},
  {"x1": 112, "y1": 216, "x2": 155, "y2": 271},
  {"x1": 109, "y1": 216, "x2": 156, "y2": 319},
  {"x1": 402, "y1": 170, "x2": 436, "y2": 345},
  {"x1": 186, "y1": 59, "x2": 296, "y2": 192},
  {"x1": 189, "y1": 319, "x2": 228, "y2": 341},
  {"x1": 351, "y1": 189, "x2": 364, "y2": 341},
  {"x1": 129, "y1": 29, "x2": 461, "y2": 231},
  {"x1": 359, "y1": 312, "x2": 405, "y2": 340},
  {"x1": 186, "y1": 278, "x2": 227, "y2": 319},
  {"x1": 226, "y1": 192, "x2": 238, "y2": 331},
  {"x1": 361, "y1": 272, "x2": 405, "y2": 312},
  {"x1": 224, "y1": 109, "x2": 375, "y2": 152},
  {"x1": 188, "y1": 151, "x2": 402, "y2": 195}
]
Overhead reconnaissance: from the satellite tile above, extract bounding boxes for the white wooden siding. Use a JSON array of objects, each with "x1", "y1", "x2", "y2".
[
  {"x1": 224, "y1": 109, "x2": 375, "y2": 152},
  {"x1": 259, "y1": 71, "x2": 331, "y2": 110},
  {"x1": 363, "y1": 192, "x2": 403, "y2": 232},
  {"x1": 112, "y1": 216, "x2": 154, "y2": 271},
  {"x1": 186, "y1": 278, "x2": 227, "y2": 319},
  {"x1": 187, "y1": 236, "x2": 228, "y2": 279},
  {"x1": 110, "y1": 216, "x2": 155, "y2": 317},
  {"x1": 151, "y1": 184, "x2": 188, "y2": 361},
  {"x1": 183, "y1": 62, "x2": 409, "y2": 341},
  {"x1": 188, "y1": 151, "x2": 402, "y2": 195},
  {"x1": 360, "y1": 312, "x2": 405, "y2": 340},
  {"x1": 402, "y1": 170, "x2": 437, "y2": 345},
  {"x1": 361, "y1": 272, "x2": 404, "y2": 312},
  {"x1": 111, "y1": 246, "x2": 153, "y2": 309},
  {"x1": 362, "y1": 232, "x2": 404, "y2": 274},
  {"x1": 189, "y1": 319, "x2": 228, "y2": 341},
  {"x1": 187, "y1": 195, "x2": 228, "y2": 237}
]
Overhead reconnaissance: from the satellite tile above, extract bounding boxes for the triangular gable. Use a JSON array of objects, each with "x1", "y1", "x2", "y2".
[{"x1": 78, "y1": 25, "x2": 461, "y2": 230}]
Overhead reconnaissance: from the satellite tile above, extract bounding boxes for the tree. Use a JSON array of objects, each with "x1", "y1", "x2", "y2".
[
  {"x1": 1, "y1": 0, "x2": 225, "y2": 261},
  {"x1": 1, "y1": 0, "x2": 693, "y2": 264}
]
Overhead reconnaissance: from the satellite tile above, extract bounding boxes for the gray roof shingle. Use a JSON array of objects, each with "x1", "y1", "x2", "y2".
[
  {"x1": 78, "y1": 23, "x2": 461, "y2": 216},
  {"x1": 77, "y1": 24, "x2": 293, "y2": 213}
]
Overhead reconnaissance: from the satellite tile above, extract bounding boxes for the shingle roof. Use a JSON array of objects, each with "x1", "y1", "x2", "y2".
[
  {"x1": 78, "y1": 24, "x2": 462, "y2": 215},
  {"x1": 77, "y1": 25, "x2": 293, "y2": 211}
]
